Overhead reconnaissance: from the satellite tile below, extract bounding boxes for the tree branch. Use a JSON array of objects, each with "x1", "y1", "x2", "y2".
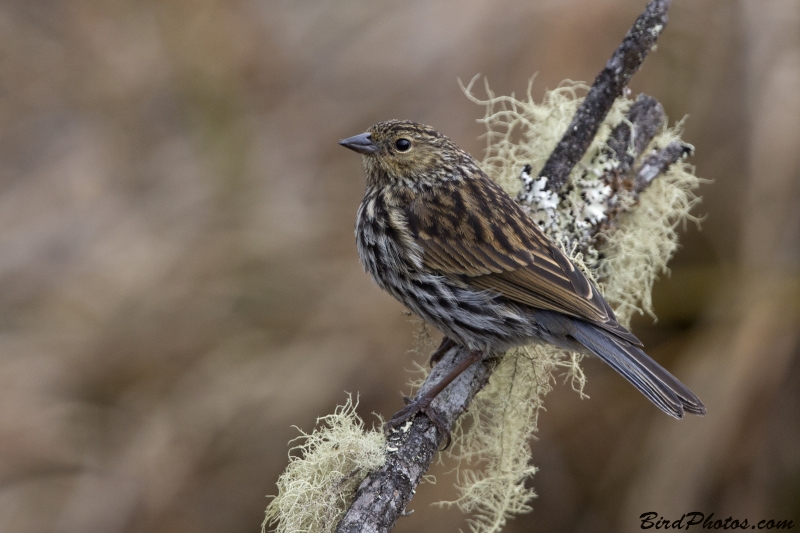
[
  {"x1": 335, "y1": 346, "x2": 495, "y2": 533},
  {"x1": 634, "y1": 140, "x2": 694, "y2": 192},
  {"x1": 594, "y1": 94, "x2": 666, "y2": 240},
  {"x1": 517, "y1": 0, "x2": 671, "y2": 201},
  {"x1": 336, "y1": 2, "x2": 676, "y2": 532},
  {"x1": 606, "y1": 94, "x2": 665, "y2": 176}
]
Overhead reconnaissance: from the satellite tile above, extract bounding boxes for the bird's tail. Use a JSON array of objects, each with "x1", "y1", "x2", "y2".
[{"x1": 571, "y1": 320, "x2": 706, "y2": 418}]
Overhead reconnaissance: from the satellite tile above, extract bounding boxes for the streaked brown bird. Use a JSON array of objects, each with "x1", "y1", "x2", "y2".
[{"x1": 340, "y1": 120, "x2": 705, "y2": 437}]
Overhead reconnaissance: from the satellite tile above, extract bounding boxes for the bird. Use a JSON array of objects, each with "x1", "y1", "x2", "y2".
[{"x1": 339, "y1": 119, "x2": 705, "y2": 440}]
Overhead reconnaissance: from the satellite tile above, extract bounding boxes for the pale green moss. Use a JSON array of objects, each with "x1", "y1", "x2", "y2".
[
  {"x1": 263, "y1": 396, "x2": 385, "y2": 533},
  {"x1": 600, "y1": 130, "x2": 703, "y2": 325}
]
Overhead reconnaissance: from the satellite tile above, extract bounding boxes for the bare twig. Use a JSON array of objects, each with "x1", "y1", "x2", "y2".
[
  {"x1": 593, "y1": 94, "x2": 666, "y2": 241},
  {"x1": 335, "y1": 2, "x2": 675, "y2": 532},
  {"x1": 606, "y1": 94, "x2": 665, "y2": 175},
  {"x1": 517, "y1": 0, "x2": 671, "y2": 201},
  {"x1": 634, "y1": 141, "x2": 694, "y2": 192}
]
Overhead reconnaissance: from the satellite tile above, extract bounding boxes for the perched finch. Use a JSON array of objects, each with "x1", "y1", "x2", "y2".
[{"x1": 340, "y1": 120, "x2": 705, "y2": 436}]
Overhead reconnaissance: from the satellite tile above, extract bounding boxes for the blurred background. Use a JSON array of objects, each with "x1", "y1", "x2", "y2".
[{"x1": 1, "y1": 0, "x2": 798, "y2": 532}]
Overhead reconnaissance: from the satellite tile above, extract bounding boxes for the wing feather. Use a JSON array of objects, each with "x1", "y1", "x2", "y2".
[{"x1": 404, "y1": 175, "x2": 642, "y2": 346}]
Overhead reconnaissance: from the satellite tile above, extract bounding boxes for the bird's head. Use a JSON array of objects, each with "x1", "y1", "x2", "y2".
[{"x1": 339, "y1": 120, "x2": 475, "y2": 187}]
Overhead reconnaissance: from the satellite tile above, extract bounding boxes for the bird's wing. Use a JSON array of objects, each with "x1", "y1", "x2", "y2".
[{"x1": 404, "y1": 175, "x2": 641, "y2": 345}]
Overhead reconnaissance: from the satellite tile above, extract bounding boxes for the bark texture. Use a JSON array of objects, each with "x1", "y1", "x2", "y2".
[{"x1": 517, "y1": 0, "x2": 672, "y2": 200}]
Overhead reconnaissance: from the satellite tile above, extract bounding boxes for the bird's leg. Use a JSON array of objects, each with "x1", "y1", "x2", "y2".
[
  {"x1": 385, "y1": 349, "x2": 483, "y2": 449},
  {"x1": 428, "y1": 336, "x2": 456, "y2": 367}
]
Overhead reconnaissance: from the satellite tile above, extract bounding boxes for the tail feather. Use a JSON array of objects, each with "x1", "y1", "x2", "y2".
[{"x1": 571, "y1": 320, "x2": 706, "y2": 418}]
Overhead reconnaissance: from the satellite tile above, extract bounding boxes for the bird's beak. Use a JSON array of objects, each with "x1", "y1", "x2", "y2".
[{"x1": 339, "y1": 132, "x2": 378, "y2": 155}]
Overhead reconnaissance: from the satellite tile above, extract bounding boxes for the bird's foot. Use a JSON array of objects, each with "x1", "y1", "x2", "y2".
[{"x1": 384, "y1": 395, "x2": 451, "y2": 449}]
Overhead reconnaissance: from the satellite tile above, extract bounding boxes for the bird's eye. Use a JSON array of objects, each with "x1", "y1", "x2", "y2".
[{"x1": 394, "y1": 138, "x2": 411, "y2": 152}]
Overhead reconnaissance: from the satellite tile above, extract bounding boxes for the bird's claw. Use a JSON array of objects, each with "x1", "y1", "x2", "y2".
[{"x1": 384, "y1": 396, "x2": 452, "y2": 450}]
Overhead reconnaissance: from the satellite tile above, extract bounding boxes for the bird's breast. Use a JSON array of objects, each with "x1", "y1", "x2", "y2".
[{"x1": 355, "y1": 192, "x2": 422, "y2": 291}]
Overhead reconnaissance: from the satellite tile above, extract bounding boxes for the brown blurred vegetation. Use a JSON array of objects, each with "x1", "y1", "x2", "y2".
[{"x1": 0, "y1": 1, "x2": 798, "y2": 532}]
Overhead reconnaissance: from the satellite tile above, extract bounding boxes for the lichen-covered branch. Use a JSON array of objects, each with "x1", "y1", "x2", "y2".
[
  {"x1": 335, "y1": 346, "x2": 495, "y2": 533},
  {"x1": 606, "y1": 94, "x2": 665, "y2": 176},
  {"x1": 634, "y1": 141, "x2": 694, "y2": 192},
  {"x1": 333, "y1": 2, "x2": 681, "y2": 532},
  {"x1": 517, "y1": 0, "x2": 671, "y2": 200},
  {"x1": 591, "y1": 94, "x2": 667, "y2": 245}
]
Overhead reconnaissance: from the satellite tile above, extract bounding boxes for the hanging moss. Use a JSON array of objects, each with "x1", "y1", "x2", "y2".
[{"x1": 263, "y1": 396, "x2": 385, "y2": 533}]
